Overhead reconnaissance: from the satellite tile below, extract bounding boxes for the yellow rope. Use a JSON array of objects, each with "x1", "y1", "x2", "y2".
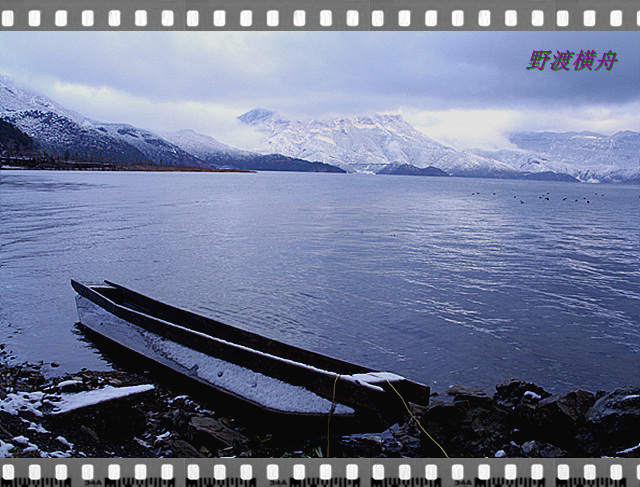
[
  {"x1": 385, "y1": 379, "x2": 449, "y2": 458},
  {"x1": 326, "y1": 373, "x2": 340, "y2": 457}
]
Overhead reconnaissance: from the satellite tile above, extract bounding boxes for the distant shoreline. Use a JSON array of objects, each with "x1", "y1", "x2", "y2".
[
  {"x1": 4, "y1": 163, "x2": 640, "y2": 185},
  {"x1": 0, "y1": 166, "x2": 257, "y2": 174},
  {"x1": 0, "y1": 166, "x2": 258, "y2": 174},
  {"x1": 0, "y1": 162, "x2": 254, "y2": 173}
]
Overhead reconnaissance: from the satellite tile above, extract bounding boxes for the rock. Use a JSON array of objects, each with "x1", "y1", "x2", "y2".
[
  {"x1": 520, "y1": 440, "x2": 568, "y2": 458},
  {"x1": 339, "y1": 422, "x2": 424, "y2": 457},
  {"x1": 544, "y1": 389, "x2": 595, "y2": 419},
  {"x1": 167, "y1": 439, "x2": 204, "y2": 458},
  {"x1": 49, "y1": 400, "x2": 148, "y2": 441},
  {"x1": 392, "y1": 421, "x2": 422, "y2": 455},
  {"x1": 448, "y1": 385, "x2": 492, "y2": 404},
  {"x1": 18, "y1": 367, "x2": 45, "y2": 387},
  {"x1": 419, "y1": 399, "x2": 512, "y2": 457},
  {"x1": 409, "y1": 403, "x2": 428, "y2": 418},
  {"x1": 162, "y1": 409, "x2": 191, "y2": 431},
  {"x1": 342, "y1": 424, "x2": 415, "y2": 457},
  {"x1": 535, "y1": 389, "x2": 595, "y2": 447},
  {"x1": 523, "y1": 391, "x2": 542, "y2": 404},
  {"x1": 336, "y1": 435, "x2": 384, "y2": 457},
  {"x1": 395, "y1": 433, "x2": 420, "y2": 454},
  {"x1": 616, "y1": 442, "x2": 640, "y2": 457},
  {"x1": 55, "y1": 380, "x2": 86, "y2": 393},
  {"x1": 511, "y1": 428, "x2": 527, "y2": 445},
  {"x1": 587, "y1": 387, "x2": 640, "y2": 446},
  {"x1": 188, "y1": 416, "x2": 248, "y2": 450},
  {"x1": 511, "y1": 403, "x2": 538, "y2": 436},
  {"x1": 495, "y1": 379, "x2": 551, "y2": 407},
  {"x1": 573, "y1": 430, "x2": 602, "y2": 456},
  {"x1": 80, "y1": 425, "x2": 100, "y2": 443}
]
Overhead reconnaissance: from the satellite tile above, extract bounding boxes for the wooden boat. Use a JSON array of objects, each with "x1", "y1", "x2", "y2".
[{"x1": 72, "y1": 280, "x2": 430, "y2": 431}]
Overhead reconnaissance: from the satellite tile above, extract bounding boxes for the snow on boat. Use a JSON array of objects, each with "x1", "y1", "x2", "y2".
[{"x1": 71, "y1": 280, "x2": 430, "y2": 431}]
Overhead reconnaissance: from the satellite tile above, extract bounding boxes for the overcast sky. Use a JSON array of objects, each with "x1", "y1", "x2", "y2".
[{"x1": 0, "y1": 32, "x2": 637, "y2": 150}]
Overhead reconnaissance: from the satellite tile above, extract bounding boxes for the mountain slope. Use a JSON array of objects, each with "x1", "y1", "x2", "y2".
[
  {"x1": 163, "y1": 129, "x2": 345, "y2": 173},
  {"x1": 238, "y1": 109, "x2": 518, "y2": 177},
  {"x1": 162, "y1": 129, "x2": 245, "y2": 157},
  {"x1": 0, "y1": 76, "x2": 205, "y2": 167},
  {"x1": 472, "y1": 131, "x2": 640, "y2": 183},
  {"x1": 2, "y1": 74, "x2": 635, "y2": 182},
  {"x1": 0, "y1": 76, "x2": 344, "y2": 173},
  {"x1": 240, "y1": 109, "x2": 638, "y2": 183},
  {"x1": 0, "y1": 117, "x2": 34, "y2": 155}
]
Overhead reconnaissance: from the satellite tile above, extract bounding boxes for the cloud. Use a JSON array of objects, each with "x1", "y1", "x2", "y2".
[
  {"x1": 44, "y1": 78, "x2": 263, "y2": 147},
  {"x1": 406, "y1": 109, "x2": 521, "y2": 150},
  {"x1": 0, "y1": 31, "x2": 637, "y2": 150},
  {"x1": 406, "y1": 102, "x2": 640, "y2": 151}
]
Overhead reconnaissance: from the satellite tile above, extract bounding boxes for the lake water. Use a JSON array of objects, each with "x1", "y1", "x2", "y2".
[{"x1": 1, "y1": 169, "x2": 638, "y2": 394}]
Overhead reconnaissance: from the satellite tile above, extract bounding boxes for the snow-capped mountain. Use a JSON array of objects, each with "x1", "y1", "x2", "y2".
[
  {"x1": 163, "y1": 128, "x2": 345, "y2": 173},
  {"x1": 2, "y1": 72, "x2": 635, "y2": 182},
  {"x1": 0, "y1": 76, "x2": 204, "y2": 167},
  {"x1": 239, "y1": 109, "x2": 638, "y2": 183},
  {"x1": 162, "y1": 129, "x2": 246, "y2": 159},
  {"x1": 472, "y1": 131, "x2": 639, "y2": 183},
  {"x1": 0, "y1": 76, "x2": 343, "y2": 172},
  {"x1": 510, "y1": 131, "x2": 638, "y2": 183},
  {"x1": 238, "y1": 109, "x2": 519, "y2": 177}
]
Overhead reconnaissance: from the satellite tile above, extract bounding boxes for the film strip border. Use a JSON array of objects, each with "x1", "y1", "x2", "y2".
[
  {"x1": 1, "y1": 459, "x2": 639, "y2": 487},
  {"x1": 0, "y1": 0, "x2": 638, "y2": 30}
]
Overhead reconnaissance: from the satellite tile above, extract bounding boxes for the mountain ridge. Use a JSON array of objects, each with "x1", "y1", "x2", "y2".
[
  {"x1": 0, "y1": 77, "x2": 344, "y2": 173},
  {"x1": 162, "y1": 128, "x2": 345, "y2": 173},
  {"x1": 237, "y1": 109, "x2": 519, "y2": 177},
  {"x1": 0, "y1": 74, "x2": 636, "y2": 183},
  {"x1": 0, "y1": 76, "x2": 205, "y2": 167},
  {"x1": 238, "y1": 109, "x2": 639, "y2": 183}
]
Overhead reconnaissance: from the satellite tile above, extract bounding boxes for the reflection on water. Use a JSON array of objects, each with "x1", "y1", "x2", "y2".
[{"x1": 1, "y1": 170, "x2": 638, "y2": 392}]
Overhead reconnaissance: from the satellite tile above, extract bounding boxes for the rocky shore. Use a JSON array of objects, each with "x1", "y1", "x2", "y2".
[{"x1": 0, "y1": 361, "x2": 638, "y2": 458}]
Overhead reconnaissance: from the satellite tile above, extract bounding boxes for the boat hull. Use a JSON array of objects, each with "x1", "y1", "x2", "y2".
[
  {"x1": 77, "y1": 294, "x2": 355, "y2": 418},
  {"x1": 72, "y1": 280, "x2": 431, "y2": 431}
]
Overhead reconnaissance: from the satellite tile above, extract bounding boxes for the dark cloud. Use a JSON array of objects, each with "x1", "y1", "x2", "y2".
[
  {"x1": 0, "y1": 32, "x2": 640, "y2": 108},
  {"x1": 0, "y1": 31, "x2": 636, "y2": 127}
]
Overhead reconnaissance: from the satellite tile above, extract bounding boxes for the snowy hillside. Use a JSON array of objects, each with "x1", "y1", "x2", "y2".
[
  {"x1": 238, "y1": 109, "x2": 518, "y2": 177},
  {"x1": 472, "y1": 131, "x2": 640, "y2": 183},
  {"x1": 1, "y1": 73, "x2": 635, "y2": 182},
  {"x1": 240, "y1": 109, "x2": 638, "y2": 183},
  {"x1": 0, "y1": 76, "x2": 204, "y2": 167},
  {"x1": 0, "y1": 76, "x2": 342, "y2": 172},
  {"x1": 163, "y1": 128, "x2": 345, "y2": 173},
  {"x1": 162, "y1": 129, "x2": 247, "y2": 159}
]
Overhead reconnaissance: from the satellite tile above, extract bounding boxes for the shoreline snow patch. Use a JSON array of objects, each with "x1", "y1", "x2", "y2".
[{"x1": 49, "y1": 384, "x2": 155, "y2": 415}]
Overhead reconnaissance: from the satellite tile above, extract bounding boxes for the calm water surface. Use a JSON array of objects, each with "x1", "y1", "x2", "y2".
[{"x1": 1, "y1": 170, "x2": 638, "y2": 393}]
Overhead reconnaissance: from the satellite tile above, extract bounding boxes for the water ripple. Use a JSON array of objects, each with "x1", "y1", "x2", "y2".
[{"x1": 0, "y1": 171, "x2": 638, "y2": 392}]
